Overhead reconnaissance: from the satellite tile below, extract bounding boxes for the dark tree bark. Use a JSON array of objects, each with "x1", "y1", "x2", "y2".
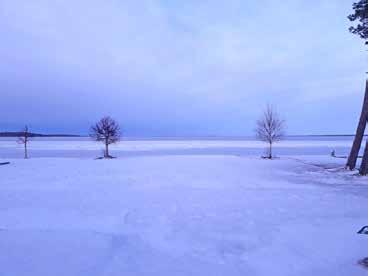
[
  {"x1": 346, "y1": 80, "x2": 368, "y2": 170},
  {"x1": 269, "y1": 142, "x2": 273, "y2": 159},
  {"x1": 360, "y1": 140, "x2": 368, "y2": 175},
  {"x1": 105, "y1": 140, "x2": 109, "y2": 158}
]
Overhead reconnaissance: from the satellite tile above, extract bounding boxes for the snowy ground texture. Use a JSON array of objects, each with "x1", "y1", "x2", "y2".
[{"x1": 1, "y1": 140, "x2": 368, "y2": 276}]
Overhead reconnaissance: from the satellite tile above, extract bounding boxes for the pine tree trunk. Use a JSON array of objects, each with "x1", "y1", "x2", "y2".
[
  {"x1": 360, "y1": 140, "x2": 368, "y2": 175},
  {"x1": 347, "y1": 80, "x2": 368, "y2": 170}
]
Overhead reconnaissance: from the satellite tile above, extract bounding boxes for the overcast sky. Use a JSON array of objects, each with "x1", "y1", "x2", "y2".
[{"x1": 0, "y1": 0, "x2": 367, "y2": 136}]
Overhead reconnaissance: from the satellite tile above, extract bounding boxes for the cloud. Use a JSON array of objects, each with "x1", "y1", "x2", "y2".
[{"x1": 0, "y1": 0, "x2": 366, "y2": 135}]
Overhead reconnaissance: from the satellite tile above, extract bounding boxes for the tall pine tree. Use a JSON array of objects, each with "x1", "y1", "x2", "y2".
[
  {"x1": 348, "y1": 0, "x2": 368, "y2": 43},
  {"x1": 347, "y1": 1, "x2": 368, "y2": 174}
]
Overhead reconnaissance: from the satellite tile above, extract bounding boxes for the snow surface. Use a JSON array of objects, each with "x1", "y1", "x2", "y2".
[{"x1": 1, "y1": 140, "x2": 368, "y2": 275}]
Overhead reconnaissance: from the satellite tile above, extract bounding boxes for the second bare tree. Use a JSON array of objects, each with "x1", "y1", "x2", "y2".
[
  {"x1": 18, "y1": 125, "x2": 31, "y2": 159},
  {"x1": 255, "y1": 105, "x2": 285, "y2": 159}
]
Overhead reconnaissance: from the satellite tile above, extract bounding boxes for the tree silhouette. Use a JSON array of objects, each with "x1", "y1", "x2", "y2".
[
  {"x1": 348, "y1": 0, "x2": 368, "y2": 43},
  {"x1": 17, "y1": 125, "x2": 30, "y2": 159},
  {"x1": 90, "y1": 116, "x2": 121, "y2": 158},
  {"x1": 255, "y1": 105, "x2": 285, "y2": 159},
  {"x1": 347, "y1": 1, "x2": 368, "y2": 174}
]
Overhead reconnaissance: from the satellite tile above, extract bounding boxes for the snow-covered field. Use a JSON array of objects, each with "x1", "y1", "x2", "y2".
[{"x1": 1, "y1": 139, "x2": 367, "y2": 275}]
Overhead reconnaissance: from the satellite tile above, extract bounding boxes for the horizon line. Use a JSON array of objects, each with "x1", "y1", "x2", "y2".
[{"x1": 0, "y1": 131, "x2": 363, "y2": 139}]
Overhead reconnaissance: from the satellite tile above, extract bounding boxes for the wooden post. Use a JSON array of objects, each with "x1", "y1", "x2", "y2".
[{"x1": 347, "y1": 80, "x2": 368, "y2": 170}]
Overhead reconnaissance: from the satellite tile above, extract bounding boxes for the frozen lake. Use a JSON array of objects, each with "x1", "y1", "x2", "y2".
[{"x1": 0, "y1": 136, "x2": 358, "y2": 159}]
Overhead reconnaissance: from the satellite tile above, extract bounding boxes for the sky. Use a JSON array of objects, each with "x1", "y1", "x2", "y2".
[{"x1": 0, "y1": 0, "x2": 367, "y2": 136}]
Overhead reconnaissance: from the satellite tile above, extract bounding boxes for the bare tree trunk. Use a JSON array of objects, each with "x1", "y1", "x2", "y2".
[
  {"x1": 24, "y1": 141, "x2": 28, "y2": 159},
  {"x1": 269, "y1": 142, "x2": 272, "y2": 159},
  {"x1": 105, "y1": 143, "x2": 109, "y2": 158},
  {"x1": 347, "y1": 80, "x2": 368, "y2": 170},
  {"x1": 360, "y1": 140, "x2": 368, "y2": 175}
]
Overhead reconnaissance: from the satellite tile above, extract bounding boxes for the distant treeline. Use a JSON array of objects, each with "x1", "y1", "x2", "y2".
[
  {"x1": 0, "y1": 132, "x2": 81, "y2": 137},
  {"x1": 287, "y1": 135, "x2": 367, "y2": 137}
]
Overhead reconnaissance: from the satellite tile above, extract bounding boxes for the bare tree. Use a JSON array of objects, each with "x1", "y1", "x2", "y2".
[
  {"x1": 17, "y1": 125, "x2": 30, "y2": 159},
  {"x1": 255, "y1": 105, "x2": 285, "y2": 159},
  {"x1": 90, "y1": 116, "x2": 121, "y2": 158}
]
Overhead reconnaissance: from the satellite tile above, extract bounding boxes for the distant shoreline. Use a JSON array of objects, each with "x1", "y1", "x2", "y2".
[
  {"x1": 0, "y1": 132, "x2": 81, "y2": 138},
  {"x1": 120, "y1": 134, "x2": 361, "y2": 140},
  {"x1": 0, "y1": 133, "x2": 361, "y2": 139},
  {"x1": 286, "y1": 134, "x2": 361, "y2": 137}
]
